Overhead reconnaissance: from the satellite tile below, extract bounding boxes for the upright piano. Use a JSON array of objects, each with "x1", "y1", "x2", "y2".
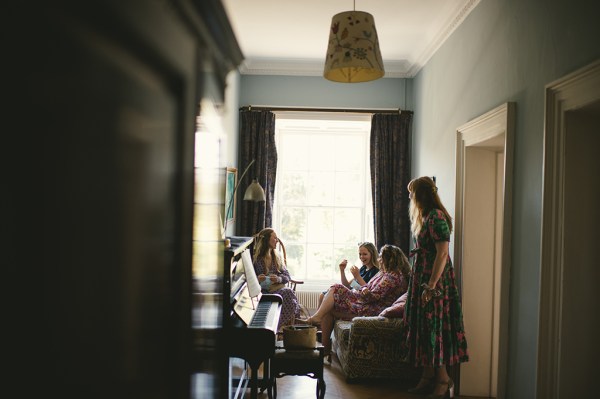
[{"x1": 193, "y1": 236, "x2": 282, "y2": 399}]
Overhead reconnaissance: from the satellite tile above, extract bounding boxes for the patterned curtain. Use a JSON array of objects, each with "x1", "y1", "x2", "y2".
[
  {"x1": 236, "y1": 109, "x2": 277, "y2": 236},
  {"x1": 370, "y1": 112, "x2": 413, "y2": 254}
]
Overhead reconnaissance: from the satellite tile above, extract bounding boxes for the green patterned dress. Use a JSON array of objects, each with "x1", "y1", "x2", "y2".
[{"x1": 403, "y1": 209, "x2": 469, "y2": 367}]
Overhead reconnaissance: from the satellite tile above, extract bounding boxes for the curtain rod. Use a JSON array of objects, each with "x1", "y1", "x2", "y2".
[{"x1": 239, "y1": 106, "x2": 411, "y2": 115}]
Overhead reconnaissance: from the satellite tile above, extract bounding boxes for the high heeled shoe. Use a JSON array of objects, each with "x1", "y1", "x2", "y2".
[
  {"x1": 427, "y1": 378, "x2": 454, "y2": 399},
  {"x1": 407, "y1": 376, "x2": 435, "y2": 395}
]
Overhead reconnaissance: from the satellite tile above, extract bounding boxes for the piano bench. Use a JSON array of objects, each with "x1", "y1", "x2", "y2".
[{"x1": 270, "y1": 341, "x2": 326, "y2": 399}]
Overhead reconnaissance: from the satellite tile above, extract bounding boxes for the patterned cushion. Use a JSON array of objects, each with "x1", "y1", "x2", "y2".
[{"x1": 379, "y1": 291, "x2": 407, "y2": 318}]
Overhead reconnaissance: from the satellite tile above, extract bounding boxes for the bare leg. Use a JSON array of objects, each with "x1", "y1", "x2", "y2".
[
  {"x1": 408, "y1": 366, "x2": 434, "y2": 394},
  {"x1": 310, "y1": 289, "x2": 334, "y2": 323},
  {"x1": 431, "y1": 365, "x2": 452, "y2": 397},
  {"x1": 319, "y1": 313, "x2": 334, "y2": 362},
  {"x1": 317, "y1": 292, "x2": 325, "y2": 308}
]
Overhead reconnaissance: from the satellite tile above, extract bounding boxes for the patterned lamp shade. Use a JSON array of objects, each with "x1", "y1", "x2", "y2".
[{"x1": 323, "y1": 11, "x2": 385, "y2": 83}]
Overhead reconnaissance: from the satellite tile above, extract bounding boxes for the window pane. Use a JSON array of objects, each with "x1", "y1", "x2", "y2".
[
  {"x1": 309, "y1": 135, "x2": 335, "y2": 171},
  {"x1": 335, "y1": 244, "x2": 361, "y2": 269},
  {"x1": 280, "y1": 207, "x2": 307, "y2": 242},
  {"x1": 333, "y1": 208, "x2": 361, "y2": 243},
  {"x1": 308, "y1": 208, "x2": 333, "y2": 242},
  {"x1": 280, "y1": 171, "x2": 307, "y2": 205},
  {"x1": 284, "y1": 243, "x2": 306, "y2": 280},
  {"x1": 307, "y1": 243, "x2": 335, "y2": 280},
  {"x1": 280, "y1": 134, "x2": 309, "y2": 170},
  {"x1": 334, "y1": 171, "x2": 362, "y2": 206},
  {"x1": 334, "y1": 135, "x2": 364, "y2": 172},
  {"x1": 308, "y1": 171, "x2": 335, "y2": 205}
]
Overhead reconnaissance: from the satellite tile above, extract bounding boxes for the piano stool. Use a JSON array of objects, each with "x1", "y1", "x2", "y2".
[{"x1": 269, "y1": 341, "x2": 326, "y2": 399}]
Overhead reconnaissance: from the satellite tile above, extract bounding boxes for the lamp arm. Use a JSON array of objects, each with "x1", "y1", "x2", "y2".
[{"x1": 223, "y1": 159, "x2": 256, "y2": 232}]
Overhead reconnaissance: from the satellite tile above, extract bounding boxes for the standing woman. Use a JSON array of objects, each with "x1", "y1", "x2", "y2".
[
  {"x1": 403, "y1": 176, "x2": 468, "y2": 399},
  {"x1": 253, "y1": 228, "x2": 300, "y2": 332}
]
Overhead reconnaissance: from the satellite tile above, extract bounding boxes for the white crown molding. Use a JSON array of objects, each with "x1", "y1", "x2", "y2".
[
  {"x1": 407, "y1": 0, "x2": 481, "y2": 77},
  {"x1": 239, "y1": 58, "x2": 413, "y2": 78},
  {"x1": 237, "y1": 0, "x2": 480, "y2": 79}
]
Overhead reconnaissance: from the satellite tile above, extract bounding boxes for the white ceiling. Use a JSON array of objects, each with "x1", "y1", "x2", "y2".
[{"x1": 221, "y1": 0, "x2": 480, "y2": 78}]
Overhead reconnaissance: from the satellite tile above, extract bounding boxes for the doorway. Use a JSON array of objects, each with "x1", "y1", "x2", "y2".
[
  {"x1": 538, "y1": 60, "x2": 600, "y2": 399},
  {"x1": 455, "y1": 103, "x2": 515, "y2": 398}
]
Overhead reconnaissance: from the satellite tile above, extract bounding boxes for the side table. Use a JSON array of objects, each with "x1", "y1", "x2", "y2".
[{"x1": 270, "y1": 341, "x2": 326, "y2": 399}]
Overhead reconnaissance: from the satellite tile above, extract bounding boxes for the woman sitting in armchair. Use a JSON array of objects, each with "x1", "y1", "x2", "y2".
[
  {"x1": 317, "y1": 241, "x2": 380, "y2": 308},
  {"x1": 253, "y1": 227, "x2": 300, "y2": 332},
  {"x1": 298, "y1": 244, "x2": 410, "y2": 361}
]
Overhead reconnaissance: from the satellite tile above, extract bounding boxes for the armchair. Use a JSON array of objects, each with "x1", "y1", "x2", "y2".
[{"x1": 331, "y1": 292, "x2": 419, "y2": 382}]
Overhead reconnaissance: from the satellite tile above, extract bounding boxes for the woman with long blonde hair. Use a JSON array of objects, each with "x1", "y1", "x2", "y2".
[
  {"x1": 317, "y1": 241, "x2": 381, "y2": 308},
  {"x1": 403, "y1": 176, "x2": 468, "y2": 399}
]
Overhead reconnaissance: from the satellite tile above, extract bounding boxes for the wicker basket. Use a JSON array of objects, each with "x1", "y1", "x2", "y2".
[{"x1": 282, "y1": 325, "x2": 317, "y2": 349}]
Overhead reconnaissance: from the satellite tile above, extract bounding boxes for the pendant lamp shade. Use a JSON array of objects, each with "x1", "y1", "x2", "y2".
[{"x1": 323, "y1": 11, "x2": 385, "y2": 83}]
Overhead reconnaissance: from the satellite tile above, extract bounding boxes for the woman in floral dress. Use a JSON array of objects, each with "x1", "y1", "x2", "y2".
[
  {"x1": 403, "y1": 176, "x2": 469, "y2": 399},
  {"x1": 299, "y1": 244, "x2": 410, "y2": 360},
  {"x1": 253, "y1": 228, "x2": 300, "y2": 332}
]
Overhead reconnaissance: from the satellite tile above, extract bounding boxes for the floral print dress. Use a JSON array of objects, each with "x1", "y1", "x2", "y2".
[
  {"x1": 253, "y1": 257, "x2": 300, "y2": 332},
  {"x1": 403, "y1": 209, "x2": 469, "y2": 367},
  {"x1": 330, "y1": 271, "x2": 406, "y2": 316}
]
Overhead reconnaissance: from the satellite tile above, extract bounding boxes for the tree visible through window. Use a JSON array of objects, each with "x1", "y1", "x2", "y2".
[{"x1": 273, "y1": 113, "x2": 374, "y2": 290}]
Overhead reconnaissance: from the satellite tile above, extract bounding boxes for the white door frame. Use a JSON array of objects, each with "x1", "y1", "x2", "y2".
[
  {"x1": 537, "y1": 60, "x2": 600, "y2": 399},
  {"x1": 455, "y1": 102, "x2": 515, "y2": 398}
]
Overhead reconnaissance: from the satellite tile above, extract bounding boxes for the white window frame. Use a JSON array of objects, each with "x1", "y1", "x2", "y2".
[{"x1": 272, "y1": 111, "x2": 374, "y2": 291}]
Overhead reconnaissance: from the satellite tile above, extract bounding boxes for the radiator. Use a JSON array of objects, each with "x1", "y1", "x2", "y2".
[{"x1": 296, "y1": 290, "x2": 321, "y2": 310}]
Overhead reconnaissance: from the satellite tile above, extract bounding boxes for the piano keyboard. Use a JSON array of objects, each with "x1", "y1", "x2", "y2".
[{"x1": 248, "y1": 301, "x2": 279, "y2": 329}]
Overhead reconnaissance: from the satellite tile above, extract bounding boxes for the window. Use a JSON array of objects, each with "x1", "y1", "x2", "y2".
[{"x1": 273, "y1": 112, "x2": 374, "y2": 290}]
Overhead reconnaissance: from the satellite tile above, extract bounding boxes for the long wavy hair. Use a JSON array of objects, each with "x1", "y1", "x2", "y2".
[
  {"x1": 408, "y1": 176, "x2": 453, "y2": 237},
  {"x1": 358, "y1": 242, "x2": 380, "y2": 269},
  {"x1": 253, "y1": 227, "x2": 285, "y2": 272},
  {"x1": 379, "y1": 244, "x2": 411, "y2": 280}
]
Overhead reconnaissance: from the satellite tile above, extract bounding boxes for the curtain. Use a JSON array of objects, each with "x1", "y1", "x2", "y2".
[
  {"x1": 370, "y1": 112, "x2": 412, "y2": 254},
  {"x1": 236, "y1": 109, "x2": 277, "y2": 236}
]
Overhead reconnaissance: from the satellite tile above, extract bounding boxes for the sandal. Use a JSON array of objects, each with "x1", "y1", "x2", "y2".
[
  {"x1": 427, "y1": 378, "x2": 454, "y2": 399},
  {"x1": 407, "y1": 375, "x2": 435, "y2": 395}
]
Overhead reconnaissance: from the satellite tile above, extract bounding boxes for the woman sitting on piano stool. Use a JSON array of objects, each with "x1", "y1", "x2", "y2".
[{"x1": 253, "y1": 228, "x2": 300, "y2": 332}]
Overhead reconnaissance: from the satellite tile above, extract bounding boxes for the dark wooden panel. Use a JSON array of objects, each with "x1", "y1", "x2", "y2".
[{"x1": 4, "y1": 1, "x2": 241, "y2": 398}]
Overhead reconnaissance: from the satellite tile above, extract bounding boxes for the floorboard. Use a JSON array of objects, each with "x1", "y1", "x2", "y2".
[{"x1": 243, "y1": 353, "x2": 490, "y2": 399}]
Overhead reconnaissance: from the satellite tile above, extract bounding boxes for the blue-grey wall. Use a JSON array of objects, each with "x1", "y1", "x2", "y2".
[
  {"x1": 238, "y1": 75, "x2": 411, "y2": 110},
  {"x1": 412, "y1": 1, "x2": 600, "y2": 398}
]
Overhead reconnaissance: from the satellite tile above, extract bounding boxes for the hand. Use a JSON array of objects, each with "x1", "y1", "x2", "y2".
[
  {"x1": 350, "y1": 265, "x2": 360, "y2": 277},
  {"x1": 339, "y1": 259, "x2": 348, "y2": 271},
  {"x1": 421, "y1": 289, "x2": 434, "y2": 304},
  {"x1": 269, "y1": 274, "x2": 279, "y2": 283},
  {"x1": 420, "y1": 283, "x2": 441, "y2": 305},
  {"x1": 258, "y1": 274, "x2": 266, "y2": 282}
]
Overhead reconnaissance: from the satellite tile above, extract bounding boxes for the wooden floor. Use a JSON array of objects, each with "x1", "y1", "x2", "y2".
[{"x1": 244, "y1": 353, "x2": 489, "y2": 399}]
